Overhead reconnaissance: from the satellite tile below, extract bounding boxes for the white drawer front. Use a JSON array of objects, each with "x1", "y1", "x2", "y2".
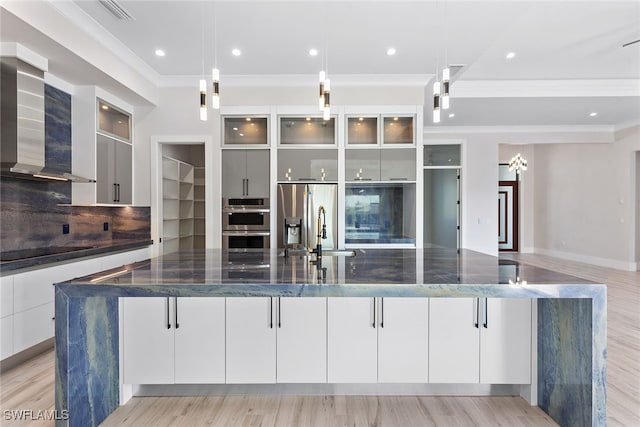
[
  {"x1": 1, "y1": 276, "x2": 14, "y2": 318},
  {"x1": 13, "y1": 267, "x2": 62, "y2": 313},
  {"x1": 13, "y1": 302, "x2": 54, "y2": 354},
  {"x1": 1, "y1": 316, "x2": 14, "y2": 359}
]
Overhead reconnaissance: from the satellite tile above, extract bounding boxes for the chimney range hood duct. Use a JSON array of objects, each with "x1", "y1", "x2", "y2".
[{"x1": 1, "y1": 57, "x2": 93, "y2": 183}]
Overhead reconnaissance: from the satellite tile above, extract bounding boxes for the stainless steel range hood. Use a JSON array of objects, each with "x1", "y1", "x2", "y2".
[{"x1": 1, "y1": 57, "x2": 94, "y2": 183}]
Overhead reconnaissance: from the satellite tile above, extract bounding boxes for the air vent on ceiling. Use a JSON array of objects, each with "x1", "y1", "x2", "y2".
[{"x1": 98, "y1": 0, "x2": 136, "y2": 21}]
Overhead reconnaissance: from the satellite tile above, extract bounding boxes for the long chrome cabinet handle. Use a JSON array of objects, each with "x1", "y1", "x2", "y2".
[
  {"x1": 474, "y1": 298, "x2": 479, "y2": 328},
  {"x1": 380, "y1": 297, "x2": 384, "y2": 328},
  {"x1": 483, "y1": 298, "x2": 488, "y2": 328},
  {"x1": 277, "y1": 297, "x2": 281, "y2": 328},
  {"x1": 371, "y1": 297, "x2": 376, "y2": 328},
  {"x1": 174, "y1": 297, "x2": 179, "y2": 329},
  {"x1": 166, "y1": 297, "x2": 171, "y2": 329},
  {"x1": 113, "y1": 183, "x2": 117, "y2": 203},
  {"x1": 269, "y1": 297, "x2": 273, "y2": 329}
]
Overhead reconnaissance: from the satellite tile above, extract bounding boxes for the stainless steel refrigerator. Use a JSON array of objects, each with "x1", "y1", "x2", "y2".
[{"x1": 277, "y1": 183, "x2": 337, "y2": 251}]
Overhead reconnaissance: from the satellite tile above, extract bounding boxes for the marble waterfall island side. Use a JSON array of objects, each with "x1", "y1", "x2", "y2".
[{"x1": 55, "y1": 249, "x2": 606, "y2": 427}]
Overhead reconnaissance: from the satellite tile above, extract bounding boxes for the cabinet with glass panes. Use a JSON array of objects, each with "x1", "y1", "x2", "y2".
[
  {"x1": 279, "y1": 116, "x2": 336, "y2": 146},
  {"x1": 223, "y1": 116, "x2": 269, "y2": 146}
]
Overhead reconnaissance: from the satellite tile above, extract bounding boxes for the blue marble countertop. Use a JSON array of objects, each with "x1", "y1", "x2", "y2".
[
  {"x1": 56, "y1": 248, "x2": 603, "y2": 300},
  {"x1": 0, "y1": 239, "x2": 152, "y2": 274}
]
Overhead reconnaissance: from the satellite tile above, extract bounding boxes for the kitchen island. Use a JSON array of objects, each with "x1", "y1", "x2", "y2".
[{"x1": 54, "y1": 249, "x2": 606, "y2": 427}]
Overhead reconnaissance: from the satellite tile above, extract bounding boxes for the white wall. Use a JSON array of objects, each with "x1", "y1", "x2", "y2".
[
  {"x1": 636, "y1": 151, "x2": 640, "y2": 268},
  {"x1": 531, "y1": 125, "x2": 640, "y2": 270}
]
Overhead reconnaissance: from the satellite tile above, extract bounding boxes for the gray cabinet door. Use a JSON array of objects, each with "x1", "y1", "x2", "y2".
[
  {"x1": 96, "y1": 134, "x2": 132, "y2": 204},
  {"x1": 96, "y1": 135, "x2": 114, "y2": 203},
  {"x1": 222, "y1": 150, "x2": 248, "y2": 197},
  {"x1": 114, "y1": 140, "x2": 132, "y2": 204},
  {"x1": 245, "y1": 150, "x2": 270, "y2": 197}
]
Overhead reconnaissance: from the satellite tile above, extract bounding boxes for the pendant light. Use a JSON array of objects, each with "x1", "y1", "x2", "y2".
[
  {"x1": 198, "y1": 8, "x2": 207, "y2": 121},
  {"x1": 323, "y1": 78, "x2": 331, "y2": 121},
  {"x1": 211, "y1": 6, "x2": 220, "y2": 110},
  {"x1": 432, "y1": 81, "x2": 441, "y2": 123},
  {"x1": 441, "y1": 67, "x2": 450, "y2": 110},
  {"x1": 318, "y1": 70, "x2": 326, "y2": 111},
  {"x1": 199, "y1": 79, "x2": 207, "y2": 121}
]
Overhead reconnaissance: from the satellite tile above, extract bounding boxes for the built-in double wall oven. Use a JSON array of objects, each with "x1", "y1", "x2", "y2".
[{"x1": 222, "y1": 198, "x2": 270, "y2": 249}]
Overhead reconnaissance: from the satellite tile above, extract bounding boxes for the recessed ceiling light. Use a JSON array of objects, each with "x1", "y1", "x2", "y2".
[
  {"x1": 589, "y1": 112, "x2": 598, "y2": 117},
  {"x1": 232, "y1": 48, "x2": 242, "y2": 56},
  {"x1": 101, "y1": 105, "x2": 109, "y2": 110},
  {"x1": 232, "y1": 127, "x2": 238, "y2": 131},
  {"x1": 449, "y1": 113, "x2": 455, "y2": 118},
  {"x1": 386, "y1": 47, "x2": 396, "y2": 56},
  {"x1": 506, "y1": 52, "x2": 516, "y2": 59},
  {"x1": 155, "y1": 49, "x2": 165, "y2": 57},
  {"x1": 309, "y1": 48, "x2": 318, "y2": 56}
]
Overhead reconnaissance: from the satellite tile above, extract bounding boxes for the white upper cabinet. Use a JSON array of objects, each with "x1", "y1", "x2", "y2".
[{"x1": 96, "y1": 134, "x2": 132, "y2": 204}]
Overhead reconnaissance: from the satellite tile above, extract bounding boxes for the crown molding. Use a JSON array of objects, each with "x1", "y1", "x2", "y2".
[
  {"x1": 424, "y1": 124, "x2": 617, "y2": 144},
  {"x1": 0, "y1": 42, "x2": 48, "y2": 71},
  {"x1": 451, "y1": 79, "x2": 640, "y2": 98},
  {"x1": 157, "y1": 74, "x2": 434, "y2": 88}
]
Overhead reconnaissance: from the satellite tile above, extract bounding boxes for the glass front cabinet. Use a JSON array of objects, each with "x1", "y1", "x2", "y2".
[{"x1": 344, "y1": 114, "x2": 416, "y2": 246}]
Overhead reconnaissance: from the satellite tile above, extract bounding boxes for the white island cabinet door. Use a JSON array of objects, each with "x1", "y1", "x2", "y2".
[
  {"x1": 174, "y1": 297, "x2": 225, "y2": 384},
  {"x1": 480, "y1": 298, "x2": 532, "y2": 384},
  {"x1": 327, "y1": 297, "x2": 377, "y2": 383},
  {"x1": 276, "y1": 297, "x2": 327, "y2": 383},
  {"x1": 378, "y1": 297, "x2": 429, "y2": 383},
  {"x1": 226, "y1": 297, "x2": 276, "y2": 383},
  {"x1": 429, "y1": 298, "x2": 480, "y2": 383},
  {"x1": 122, "y1": 297, "x2": 174, "y2": 384}
]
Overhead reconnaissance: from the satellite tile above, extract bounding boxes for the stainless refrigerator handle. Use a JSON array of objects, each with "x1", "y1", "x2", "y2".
[
  {"x1": 483, "y1": 298, "x2": 488, "y2": 328},
  {"x1": 174, "y1": 297, "x2": 179, "y2": 329},
  {"x1": 166, "y1": 297, "x2": 171, "y2": 329},
  {"x1": 474, "y1": 298, "x2": 479, "y2": 328}
]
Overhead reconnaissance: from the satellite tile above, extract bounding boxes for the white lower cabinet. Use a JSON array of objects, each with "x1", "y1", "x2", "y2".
[
  {"x1": 276, "y1": 297, "x2": 326, "y2": 383},
  {"x1": 12, "y1": 302, "x2": 55, "y2": 354},
  {"x1": 429, "y1": 298, "x2": 531, "y2": 384},
  {"x1": 328, "y1": 297, "x2": 429, "y2": 384},
  {"x1": 1, "y1": 316, "x2": 14, "y2": 359},
  {"x1": 479, "y1": 298, "x2": 532, "y2": 384},
  {"x1": 377, "y1": 297, "x2": 429, "y2": 383},
  {"x1": 328, "y1": 297, "x2": 378, "y2": 383},
  {"x1": 122, "y1": 297, "x2": 225, "y2": 384},
  {"x1": 226, "y1": 297, "x2": 326, "y2": 384},
  {"x1": 226, "y1": 297, "x2": 277, "y2": 383}
]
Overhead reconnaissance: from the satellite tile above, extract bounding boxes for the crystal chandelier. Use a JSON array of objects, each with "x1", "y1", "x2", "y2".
[{"x1": 508, "y1": 153, "x2": 528, "y2": 174}]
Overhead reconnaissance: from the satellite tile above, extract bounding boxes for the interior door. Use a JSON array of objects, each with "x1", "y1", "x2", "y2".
[{"x1": 498, "y1": 181, "x2": 519, "y2": 251}]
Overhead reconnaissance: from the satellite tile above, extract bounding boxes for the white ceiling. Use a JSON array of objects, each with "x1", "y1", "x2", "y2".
[{"x1": 2, "y1": 1, "x2": 639, "y2": 129}]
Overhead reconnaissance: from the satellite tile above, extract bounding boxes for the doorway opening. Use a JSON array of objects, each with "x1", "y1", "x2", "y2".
[
  {"x1": 161, "y1": 144, "x2": 205, "y2": 254},
  {"x1": 498, "y1": 164, "x2": 519, "y2": 252}
]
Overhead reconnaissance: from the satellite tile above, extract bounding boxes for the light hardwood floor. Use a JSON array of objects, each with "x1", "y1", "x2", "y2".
[{"x1": 1, "y1": 254, "x2": 638, "y2": 426}]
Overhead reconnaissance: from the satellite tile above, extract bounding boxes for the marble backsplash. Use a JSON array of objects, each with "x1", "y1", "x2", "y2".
[{"x1": 0, "y1": 177, "x2": 150, "y2": 253}]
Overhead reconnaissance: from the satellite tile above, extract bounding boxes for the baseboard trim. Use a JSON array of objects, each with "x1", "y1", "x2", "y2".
[
  {"x1": 135, "y1": 383, "x2": 524, "y2": 397},
  {"x1": 0, "y1": 338, "x2": 54, "y2": 373},
  {"x1": 534, "y1": 248, "x2": 637, "y2": 271}
]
